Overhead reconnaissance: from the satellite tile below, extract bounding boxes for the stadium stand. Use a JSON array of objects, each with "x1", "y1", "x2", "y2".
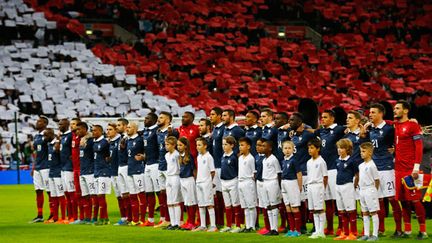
[{"x1": 20, "y1": 0, "x2": 432, "y2": 115}]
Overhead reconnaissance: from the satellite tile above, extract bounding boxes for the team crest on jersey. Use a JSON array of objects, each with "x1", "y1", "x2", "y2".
[
  {"x1": 133, "y1": 142, "x2": 136, "y2": 147},
  {"x1": 299, "y1": 136, "x2": 302, "y2": 141},
  {"x1": 344, "y1": 163, "x2": 348, "y2": 168},
  {"x1": 379, "y1": 130, "x2": 383, "y2": 135},
  {"x1": 72, "y1": 141, "x2": 75, "y2": 147},
  {"x1": 190, "y1": 130, "x2": 193, "y2": 134},
  {"x1": 356, "y1": 136, "x2": 359, "y2": 141},
  {"x1": 98, "y1": 145, "x2": 101, "y2": 150},
  {"x1": 402, "y1": 127, "x2": 406, "y2": 132},
  {"x1": 227, "y1": 159, "x2": 231, "y2": 164},
  {"x1": 253, "y1": 131, "x2": 257, "y2": 136},
  {"x1": 330, "y1": 130, "x2": 334, "y2": 135}
]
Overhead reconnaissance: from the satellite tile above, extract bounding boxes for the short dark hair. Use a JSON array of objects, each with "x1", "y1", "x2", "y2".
[
  {"x1": 223, "y1": 136, "x2": 236, "y2": 145},
  {"x1": 261, "y1": 108, "x2": 274, "y2": 117},
  {"x1": 199, "y1": 118, "x2": 211, "y2": 127},
  {"x1": 107, "y1": 123, "x2": 117, "y2": 129},
  {"x1": 247, "y1": 110, "x2": 259, "y2": 120},
  {"x1": 263, "y1": 139, "x2": 273, "y2": 148},
  {"x1": 76, "y1": 121, "x2": 88, "y2": 131},
  {"x1": 196, "y1": 137, "x2": 208, "y2": 146},
  {"x1": 211, "y1": 107, "x2": 223, "y2": 116},
  {"x1": 370, "y1": 103, "x2": 386, "y2": 115},
  {"x1": 323, "y1": 109, "x2": 335, "y2": 117},
  {"x1": 93, "y1": 124, "x2": 103, "y2": 132},
  {"x1": 396, "y1": 100, "x2": 411, "y2": 111},
  {"x1": 277, "y1": 112, "x2": 289, "y2": 120},
  {"x1": 360, "y1": 142, "x2": 374, "y2": 152},
  {"x1": 257, "y1": 138, "x2": 267, "y2": 143},
  {"x1": 223, "y1": 109, "x2": 235, "y2": 119},
  {"x1": 308, "y1": 138, "x2": 321, "y2": 149},
  {"x1": 291, "y1": 112, "x2": 304, "y2": 121},
  {"x1": 239, "y1": 137, "x2": 252, "y2": 146},
  {"x1": 160, "y1": 111, "x2": 173, "y2": 121},
  {"x1": 117, "y1": 118, "x2": 129, "y2": 125},
  {"x1": 185, "y1": 111, "x2": 195, "y2": 120},
  {"x1": 148, "y1": 112, "x2": 158, "y2": 122},
  {"x1": 71, "y1": 117, "x2": 81, "y2": 122},
  {"x1": 347, "y1": 110, "x2": 362, "y2": 120}
]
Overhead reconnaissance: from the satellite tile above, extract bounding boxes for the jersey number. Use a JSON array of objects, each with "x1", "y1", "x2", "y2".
[
  {"x1": 387, "y1": 181, "x2": 395, "y2": 191},
  {"x1": 372, "y1": 139, "x2": 379, "y2": 148}
]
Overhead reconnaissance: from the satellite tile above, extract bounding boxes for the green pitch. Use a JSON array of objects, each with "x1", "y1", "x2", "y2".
[{"x1": 0, "y1": 185, "x2": 430, "y2": 243}]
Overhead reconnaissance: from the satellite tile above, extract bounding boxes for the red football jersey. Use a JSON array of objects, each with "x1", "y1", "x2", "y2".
[
  {"x1": 394, "y1": 121, "x2": 423, "y2": 172},
  {"x1": 71, "y1": 132, "x2": 81, "y2": 172},
  {"x1": 178, "y1": 124, "x2": 200, "y2": 159}
]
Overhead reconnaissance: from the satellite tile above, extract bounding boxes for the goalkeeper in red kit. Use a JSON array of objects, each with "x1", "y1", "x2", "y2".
[{"x1": 393, "y1": 100, "x2": 428, "y2": 240}]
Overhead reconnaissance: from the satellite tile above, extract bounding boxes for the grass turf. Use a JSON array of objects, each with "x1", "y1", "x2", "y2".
[{"x1": 0, "y1": 185, "x2": 430, "y2": 243}]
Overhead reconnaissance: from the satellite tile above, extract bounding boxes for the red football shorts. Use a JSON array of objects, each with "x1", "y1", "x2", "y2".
[{"x1": 395, "y1": 171, "x2": 421, "y2": 201}]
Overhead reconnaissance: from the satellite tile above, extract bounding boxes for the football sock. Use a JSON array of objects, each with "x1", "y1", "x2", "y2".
[
  {"x1": 147, "y1": 193, "x2": 156, "y2": 221},
  {"x1": 59, "y1": 196, "x2": 66, "y2": 220},
  {"x1": 363, "y1": 215, "x2": 370, "y2": 237},
  {"x1": 234, "y1": 206, "x2": 242, "y2": 227},
  {"x1": 72, "y1": 192, "x2": 78, "y2": 219},
  {"x1": 130, "y1": 194, "x2": 139, "y2": 223},
  {"x1": 401, "y1": 201, "x2": 411, "y2": 232},
  {"x1": 158, "y1": 192, "x2": 168, "y2": 221},
  {"x1": 378, "y1": 200, "x2": 385, "y2": 232},
  {"x1": 271, "y1": 208, "x2": 279, "y2": 231},
  {"x1": 78, "y1": 195, "x2": 84, "y2": 220},
  {"x1": 138, "y1": 192, "x2": 147, "y2": 222},
  {"x1": 267, "y1": 209, "x2": 274, "y2": 231},
  {"x1": 226, "y1": 207, "x2": 233, "y2": 227},
  {"x1": 48, "y1": 192, "x2": 54, "y2": 216},
  {"x1": 92, "y1": 195, "x2": 99, "y2": 220},
  {"x1": 343, "y1": 212, "x2": 350, "y2": 235},
  {"x1": 279, "y1": 203, "x2": 287, "y2": 229},
  {"x1": 349, "y1": 211, "x2": 357, "y2": 234},
  {"x1": 53, "y1": 197, "x2": 59, "y2": 221},
  {"x1": 244, "y1": 209, "x2": 250, "y2": 229},
  {"x1": 36, "y1": 190, "x2": 44, "y2": 217},
  {"x1": 287, "y1": 211, "x2": 295, "y2": 231},
  {"x1": 294, "y1": 211, "x2": 302, "y2": 232},
  {"x1": 98, "y1": 195, "x2": 108, "y2": 220},
  {"x1": 413, "y1": 201, "x2": 426, "y2": 233},
  {"x1": 117, "y1": 197, "x2": 125, "y2": 218},
  {"x1": 216, "y1": 193, "x2": 224, "y2": 226},
  {"x1": 263, "y1": 208, "x2": 270, "y2": 230},
  {"x1": 199, "y1": 208, "x2": 206, "y2": 227},
  {"x1": 208, "y1": 207, "x2": 216, "y2": 227},
  {"x1": 168, "y1": 207, "x2": 174, "y2": 225},
  {"x1": 174, "y1": 205, "x2": 181, "y2": 226},
  {"x1": 389, "y1": 198, "x2": 402, "y2": 232},
  {"x1": 372, "y1": 214, "x2": 379, "y2": 237},
  {"x1": 191, "y1": 205, "x2": 197, "y2": 225},
  {"x1": 300, "y1": 201, "x2": 308, "y2": 228},
  {"x1": 338, "y1": 212, "x2": 343, "y2": 231},
  {"x1": 319, "y1": 212, "x2": 326, "y2": 234},
  {"x1": 313, "y1": 213, "x2": 320, "y2": 234},
  {"x1": 249, "y1": 208, "x2": 256, "y2": 229},
  {"x1": 325, "y1": 200, "x2": 334, "y2": 231},
  {"x1": 123, "y1": 196, "x2": 131, "y2": 221}
]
